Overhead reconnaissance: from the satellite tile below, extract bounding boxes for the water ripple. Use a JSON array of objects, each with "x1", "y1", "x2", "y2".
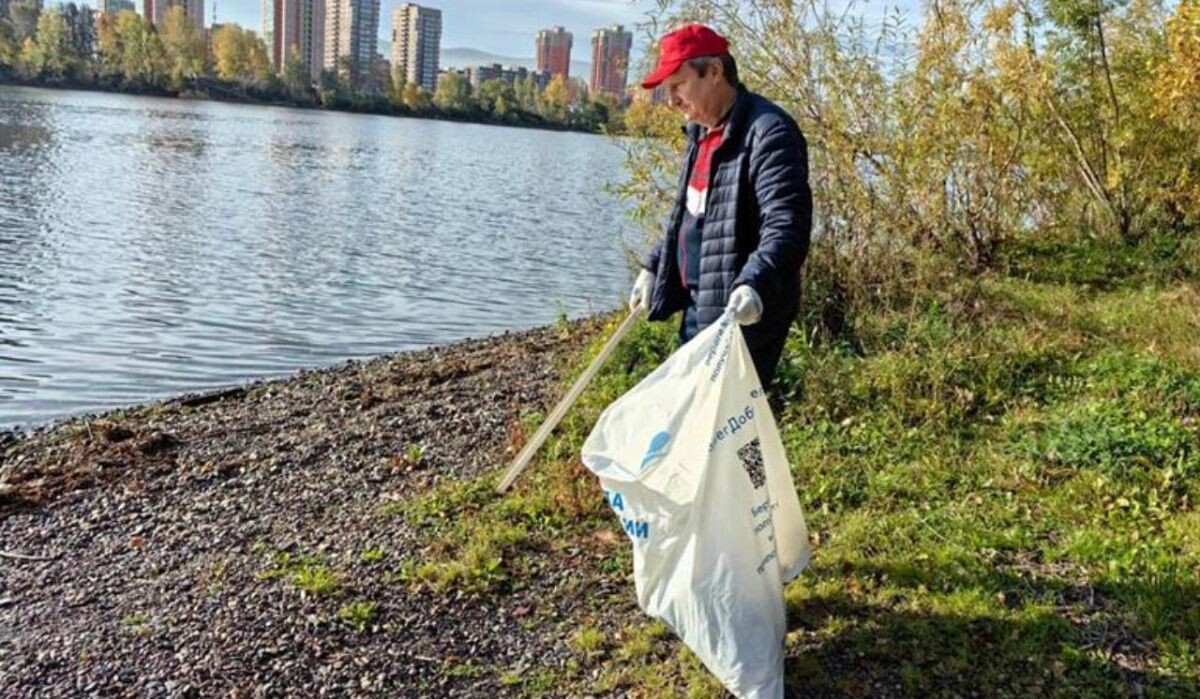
[{"x1": 0, "y1": 87, "x2": 639, "y2": 429}]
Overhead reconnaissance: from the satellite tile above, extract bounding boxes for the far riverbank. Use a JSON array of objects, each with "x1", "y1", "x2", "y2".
[{"x1": 0, "y1": 74, "x2": 620, "y2": 136}]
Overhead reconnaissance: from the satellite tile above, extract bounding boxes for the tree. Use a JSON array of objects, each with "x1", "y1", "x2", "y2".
[
  {"x1": 94, "y1": 9, "x2": 121, "y2": 78},
  {"x1": 245, "y1": 33, "x2": 270, "y2": 84},
  {"x1": 1156, "y1": 0, "x2": 1200, "y2": 123},
  {"x1": 0, "y1": 20, "x2": 17, "y2": 68},
  {"x1": 210, "y1": 24, "x2": 242, "y2": 79},
  {"x1": 624, "y1": 0, "x2": 1193, "y2": 323},
  {"x1": 570, "y1": 98, "x2": 610, "y2": 132},
  {"x1": 433, "y1": 70, "x2": 472, "y2": 111},
  {"x1": 317, "y1": 66, "x2": 347, "y2": 107},
  {"x1": 335, "y1": 54, "x2": 361, "y2": 92},
  {"x1": 513, "y1": 75, "x2": 540, "y2": 112},
  {"x1": 17, "y1": 35, "x2": 32, "y2": 72},
  {"x1": 158, "y1": 5, "x2": 204, "y2": 88},
  {"x1": 281, "y1": 45, "x2": 313, "y2": 102},
  {"x1": 8, "y1": 2, "x2": 39, "y2": 41},
  {"x1": 402, "y1": 80, "x2": 430, "y2": 110},
  {"x1": 1013, "y1": 0, "x2": 1176, "y2": 240},
  {"x1": 593, "y1": 92, "x2": 625, "y2": 132},
  {"x1": 476, "y1": 77, "x2": 515, "y2": 115},
  {"x1": 1150, "y1": 0, "x2": 1200, "y2": 225},
  {"x1": 212, "y1": 23, "x2": 270, "y2": 86},
  {"x1": 111, "y1": 9, "x2": 164, "y2": 86},
  {"x1": 364, "y1": 55, "x2": 389, "y2": 96},
  {"x1": 493, "y1": 94, "x2": 512, "y2": 118},
  {"x1": 61, "y1": 3, "x2": 95, "y2": 64},
  {"x1": 21, "y1": 9, "x2": 75, "y2": 78},
  {"x1": 542, "y1": 74, "x2": 570, "y2": 121},
  {"x1": 389, "y1": 64, "x2": 407, "y2": 104}
]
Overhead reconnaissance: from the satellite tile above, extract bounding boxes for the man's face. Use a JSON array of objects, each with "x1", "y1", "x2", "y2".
[{"x1": 662, "y1": 62, "x2": 724, "y2": 126}]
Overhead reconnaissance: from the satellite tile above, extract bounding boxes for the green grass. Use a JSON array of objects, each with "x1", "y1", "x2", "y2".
[
  {"x1": 337, "y1": 601, "x2": 377, "y2": 631},
  {"x1": 751, "y1": 268, "x2": 1200, "y2": 695},
  {"x1": 359, "y1": 547, "x2": 387, "y2": 564},
  {"x1": 387, "y1": 235, "x2": 1200, "y2": 695},
  {"x1": 120, "y1": 613, "x2": 150, "y2": 627},
  {"x1": 498, "y1": 667, "x2": 561, "y2": 697},
  {"x1": 120, "y1": 613, "x2": 152, "y2": 637},
  {"x1": 292, "y1": 565, "x2": 339, "y2": 596},
  {"x1": 256, "y1": 551, "x2": 341, "y2": 596},
  {"x1": 570, "y1": 624, "x2": 607, "y2": 659},
  {"x1": 382, "y1": 475, "x2": 546, "y2": 594}
]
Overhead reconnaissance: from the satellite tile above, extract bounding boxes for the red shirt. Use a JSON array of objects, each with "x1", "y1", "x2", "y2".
[{"x1": 678, "y1": 124, "x2": 726, "y2": 289}]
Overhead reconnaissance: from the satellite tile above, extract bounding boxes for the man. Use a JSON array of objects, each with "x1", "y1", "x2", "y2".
[{"x1": 629, "y1": 24, "x2": 812, "y2": 387}]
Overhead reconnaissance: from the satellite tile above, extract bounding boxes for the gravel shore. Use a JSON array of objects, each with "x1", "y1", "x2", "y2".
[{"x1": 0, "y1": 318, "x2": 641, "y2": 697}]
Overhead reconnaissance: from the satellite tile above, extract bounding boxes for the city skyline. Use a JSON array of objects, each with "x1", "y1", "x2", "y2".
[
  {"x1": 123, "y1": 0, "x2": 921, "y2": 66},
  {"x1": 108, "y1": 0, "x2": 924, "y2": 91},
  {"x1": 210, "y1": 0, "x2": 654, "y2": 58}
]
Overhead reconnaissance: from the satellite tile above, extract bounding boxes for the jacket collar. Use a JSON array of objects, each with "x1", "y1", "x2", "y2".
[{"x1": 681, "y1": 85, "x2": 750, "y2": 147}]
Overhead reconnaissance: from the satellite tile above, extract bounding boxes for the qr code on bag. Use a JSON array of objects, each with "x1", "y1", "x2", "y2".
[{"x1": 737, "y1": 438, "x2": 766, "y2": 489}]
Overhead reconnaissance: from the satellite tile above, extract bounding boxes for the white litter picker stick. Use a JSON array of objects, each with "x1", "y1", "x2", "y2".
[{"x1": 496, "y1": 309, "x2": 641, "y2": 494}]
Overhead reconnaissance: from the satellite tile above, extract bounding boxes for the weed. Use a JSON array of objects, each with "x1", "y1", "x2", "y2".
[
  {"x1": 256, "y1": 550, "x2": 340, "y2": 596},
  {"x1": 360, "y1": 547, "x2": 386, "y2": 564},
  {"x1": 338, "y1": 601, "x2": 377, "y2": 631}
]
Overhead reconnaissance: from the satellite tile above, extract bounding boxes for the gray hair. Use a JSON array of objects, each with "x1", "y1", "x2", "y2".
[{"x1": 685, "y1": 53, "x2": 740, "y2": 87}]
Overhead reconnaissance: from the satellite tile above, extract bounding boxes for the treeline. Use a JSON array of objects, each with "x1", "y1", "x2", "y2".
[
  {"x1": 0, "y1": 4, "x2": 624, "y2": 134},
  {"x1": 620, "y1": 0, "x2": 1200, "y2": 330}
]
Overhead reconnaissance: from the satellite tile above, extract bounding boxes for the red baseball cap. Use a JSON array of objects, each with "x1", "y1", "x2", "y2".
[{"x1": 641, "y1": 24, "x2": 730, "y2": 89}]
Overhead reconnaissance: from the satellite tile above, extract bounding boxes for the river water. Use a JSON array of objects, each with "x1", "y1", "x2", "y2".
[{"x1": 0, "y1": 86, "x2": 637, "y2": 429}]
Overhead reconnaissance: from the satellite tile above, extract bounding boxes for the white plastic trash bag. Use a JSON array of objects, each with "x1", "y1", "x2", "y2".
[{"x1": 581, "y1": 312, "x2": 810, "y2": 699}]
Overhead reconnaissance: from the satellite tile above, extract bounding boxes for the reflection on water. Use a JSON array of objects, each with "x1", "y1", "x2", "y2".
[{"x1": 0, "y1": 86, "x2": 635, "y2": 429}]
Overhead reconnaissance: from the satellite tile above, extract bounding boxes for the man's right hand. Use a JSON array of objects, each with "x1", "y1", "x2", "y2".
[{"x1": 629, "y1": 269, "x2": 654, "y2": 311}]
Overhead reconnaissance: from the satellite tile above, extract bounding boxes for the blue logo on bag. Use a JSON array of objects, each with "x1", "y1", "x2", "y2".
[{"x1": 640, "y1": 430, "x2": 672, "y2": 470}]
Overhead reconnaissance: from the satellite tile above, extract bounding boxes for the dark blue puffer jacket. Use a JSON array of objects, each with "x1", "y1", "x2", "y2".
[{"x1": 643, "y1": 86, "x2": 812, "y2": 351}]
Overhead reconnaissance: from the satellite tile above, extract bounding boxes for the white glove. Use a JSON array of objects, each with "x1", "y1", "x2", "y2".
[
  {"x1": 726, "y1": 285, "x2": 763, "y2": 325},
  {"x1": 629, "y1": 269, "x2": 654, "y2": 311}
]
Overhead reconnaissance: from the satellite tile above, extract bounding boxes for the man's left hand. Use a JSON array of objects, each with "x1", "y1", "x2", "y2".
[{"x1": 726, "y1": 285, "x2": 763, "y2": 325}]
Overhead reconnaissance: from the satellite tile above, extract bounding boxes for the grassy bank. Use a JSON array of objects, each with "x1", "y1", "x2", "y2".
[
  {"x1": 403, "y1": 236, "x2": 1200, "y2": 697},
  {"x1": 3, "y1": 235, "x2": 1196, "y2": 696}
]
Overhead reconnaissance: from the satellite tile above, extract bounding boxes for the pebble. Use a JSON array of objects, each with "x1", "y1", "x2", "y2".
[{"x1": 0, "y1": 320, "x2": 623, "y2": 697}]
